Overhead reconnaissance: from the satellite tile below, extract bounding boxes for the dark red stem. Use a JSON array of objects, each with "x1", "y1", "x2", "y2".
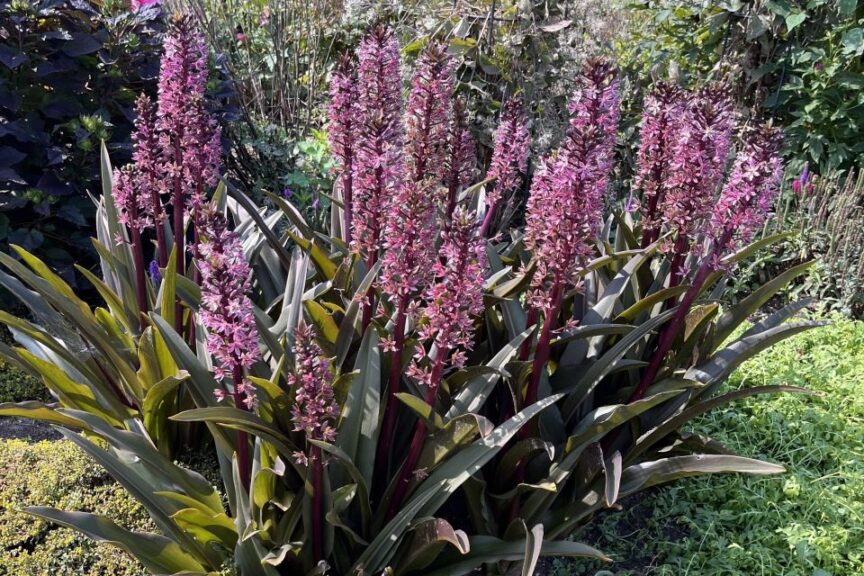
[
  {"x1": 479, "y1": 200, "x2": 498, "y2": 238},
  {"x1": 385, "y1": 350, "x2": 447, "y2": 519},
  {"x1": 629, "y1": 229, "x2": 733, "y2": 403},
  {"x1": 231, "y1": 364, "x2": 251, "y2": 490},
  {"x1": 129, "y1": 224, "x2": 148, "y2": 332},
  {"x1": 524, "y1": 281, "x2": 563, "y2": 410},
  {"x1": 172, "y1": 139, "x2": 185, "y2": 335},
  {"x1": 342, "y1": 152, "x2": 353, "y2": 242},
  {"x1": 310, "y1": 445, "x2": 324, "y2": 563},
  {"x1": 374, "y1": 295, "x2": 408, "y2": 487}
]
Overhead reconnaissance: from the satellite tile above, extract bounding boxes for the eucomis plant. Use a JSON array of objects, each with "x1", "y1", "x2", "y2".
[{"x1": 0, "y1": 18, "x2": 822, "y2": 576}]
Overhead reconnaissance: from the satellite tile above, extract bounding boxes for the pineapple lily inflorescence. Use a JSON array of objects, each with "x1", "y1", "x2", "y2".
[{"x1": 0, "y1": 20, "x2": 823, "y2": 576}]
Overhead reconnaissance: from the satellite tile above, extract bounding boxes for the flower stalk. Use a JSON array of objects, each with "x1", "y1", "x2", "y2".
[
  {"x1": 328, "y1": 54, "x2": 359, "y2": 241},
  {"x1": 198, "y1": 206, "x2": 261, "y2": 488},
  {"x1": 385, "y1": 207, "x2": 484, "y2": 518},
  {"x1": 630, "y1": 124, "x2": 782, "y2": 403},
  {"x1": 521, "y1": 60, "x2": 620, "y2": 412},
  {"x1": 480, "y1": 97, "x2": 530, "y2": 237},
  {"x1": 287, "y1": 324, "x2": 339, "y2": 564}
]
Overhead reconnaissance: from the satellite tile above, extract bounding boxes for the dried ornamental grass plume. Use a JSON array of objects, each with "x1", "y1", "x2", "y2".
[
  {"x1": 484, "y1": 98, "x2": 530, "y2": 214},
  {"x1": 711, "y1": 123, "x2": 784, "y2": 253},
  {"x1": 410, "y1": 207, "x2": 485, "y2": 384},
  {"x1": 197, "y1": 207, "x2": 261, "y2": 409},
  {"x1": 288, "y1": 324, "x2": 339, "y2": 455},
  {"x1": 524, "y1": 60, "x2": 620, "y2": 310},
  {"x1": 445, "y1": 97, "x2": 477, "y2": 219},
  {"x1": 404, "y1": 42, "x2": 454, "y2": 185},
  {"x1": 352, "y1": 25, "x2": 403, "y2": 260},
  {"x1": 328, "y1": 54, "x2": 359, "y2": 236},
  {"x1": 635, "y1": 82, "x2": 685, "y2": 246}
]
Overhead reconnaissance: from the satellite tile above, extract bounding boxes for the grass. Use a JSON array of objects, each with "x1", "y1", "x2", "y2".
[{"x1": 554, "y1": 315, "x2": 864, "y2": 576}]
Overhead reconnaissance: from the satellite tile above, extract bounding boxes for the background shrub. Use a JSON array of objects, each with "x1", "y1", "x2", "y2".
[
  {"x1": 624, "y1": 0, "x2": 864, "y2": 175},
  {"x1": 0, "y1": 0, "x2": 164, "y2": 303},
  {"x1": 0, "y1": 439, "x2": 150, "y2": 576}
]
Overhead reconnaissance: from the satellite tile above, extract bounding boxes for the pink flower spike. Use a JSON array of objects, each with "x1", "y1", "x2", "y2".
[
  {"x1": 351, "y1": 24, "x2": 403, "y2": 261},
  {"x1": 197, "y1": 206, "x2": 262, "y2": 409},
  {"x1": 524, "y1": 59, "x2": 620, "y2": 311},
  {"x1": 659, "y1": 86, "x2": 734, "y2": 251},
  {"x1": 156, "y1": 15, "x2": 221, "y2": 216},
  {"x1": 711, "y1": 123, "x2": 784, "y2": 254},
  {"x1": 288, "y1": 325, "x2": 340, "y2": 447},
  {"x1": 328, "y1": 54, "x2": 360, "y2": 237},
  {"x1": 404, "y1": 42, "x2": 454, "y2": 186},
  {"x1": 635, "y1": 82, "x2": 685, "y2": 245},
  {"x1": 413, "y1": 207, "x2": 485, "y2": 380},
  {"x1": 484, "y1": 97, "x2": 530, "y2": 219},
  {"x1": 444, "y1": 97, "x2": 477, "y2": 219}
]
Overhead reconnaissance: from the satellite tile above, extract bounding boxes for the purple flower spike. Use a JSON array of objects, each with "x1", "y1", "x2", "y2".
[
  {"x1": 148, "y1": 260, "x2": 161, "y2": 284},
  {"x1": 410, "y1": 207, "x2": 485, "y2": 385},
  {"x1": 328, "y1": 54, "x2": 359, "y2": 236},
  {"x1": 352, "y1": 25, "x2": 403, "y2": 261},
  {"x1": 481, "y1": 97, "x2": 530, "y2": 236},
  {"x1": 404, "y1": 42, "x2": 453, "y2": 185},
  {"x1": 711, "y1": 124, "x2": 784, "y2": 252},
  {"x1": 524, "y1": 59, "x2": 620, "y2": 310},
  {"x1": 197, "y1": 206, "x2": 261, "y2": 409},
  {"x1": 289, "y1": 324, "x2": 339, "y2": 448},
  {"x1": 660, "y1": 86, "x2": 734, "y2": 247},
  {"x1": 157, "y1": 15, "x2": 221, "y2": 213},
  {"x1": 445, "y1": 97, "x2": 477, "y2": 219},
  {"x1": 635, "y1": 82, "x2": 685, "y2": 247},
  {"x1": 113, "y1": 165, "x2": 151, "y2": 232}
]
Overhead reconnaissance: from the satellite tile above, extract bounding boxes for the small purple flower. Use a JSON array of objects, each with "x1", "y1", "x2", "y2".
[
  {"x1": 793, "y1": 161, "x2": 810, "y2": 195},
  {"x1": 312, "y1": 197, "x2": 320, "y2": 210},
  {"x1": 148, "y1": 260, "x2": 161, "y2": 284},
  {"x1": 282, "y1": 187, "x2": 293, "y2": 199}
]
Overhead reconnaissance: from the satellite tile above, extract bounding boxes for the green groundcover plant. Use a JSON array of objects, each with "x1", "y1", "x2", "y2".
[
  {"x1": 0, "y1": 15, "x2": 823, "y2": 576},
  {"x1": 553, "y1": 316, "x2": 864, "y2": 575}
]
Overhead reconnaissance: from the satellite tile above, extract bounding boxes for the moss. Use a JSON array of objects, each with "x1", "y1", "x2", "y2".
[{"x1": 0, "y1": 439, "x2": 151, "y2": 575}]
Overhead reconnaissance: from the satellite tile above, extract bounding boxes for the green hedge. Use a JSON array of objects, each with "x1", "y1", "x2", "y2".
[
  {"x1": 0, "y1": 439, "x2": 150, "y2": 575},
  {"x1": 0, "y1": 359, "x2": 49, "y2": 404}
]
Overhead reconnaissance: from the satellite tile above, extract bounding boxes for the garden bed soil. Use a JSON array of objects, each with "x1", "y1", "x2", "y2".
[
  {"x1": 0, "y1": 417, "x2": 60, "y2": 442},
  {"x1": 541, "y1": 489, "x2": 690, "y2": 575}
]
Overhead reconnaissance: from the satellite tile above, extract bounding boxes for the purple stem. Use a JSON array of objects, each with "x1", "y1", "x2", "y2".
[
  {"x1": 629, "y1": 228, "x2": 733, "y2": 404},
  {"x1": 310, "y1": 445, "x2": 324, "y2": 563},
  {"x1": 374, "y1": 295, "x2": 408, "y2": 486},
  {"x1": 385, "y1": 350, "x2": 447, "y2": 519},
  {"x1": 231, "y1": 363, "x2": 251, "y2": 490}
]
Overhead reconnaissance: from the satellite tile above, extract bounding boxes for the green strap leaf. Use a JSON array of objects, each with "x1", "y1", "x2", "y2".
[{"x1": 24, "y1": 507, "x2": 207, "y2": 574}]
